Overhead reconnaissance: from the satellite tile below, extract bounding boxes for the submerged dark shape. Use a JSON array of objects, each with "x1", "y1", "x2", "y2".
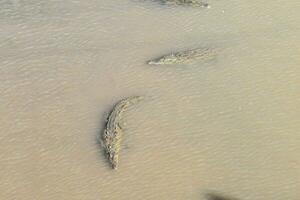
[
  {"x1": 160, "y1": 0, "x2": 210, "y2": 8},
  {"x1": 147, "y1": 47, "x2": 217, "y2": 65},
  {"x1": 100, "y1": 96, "x2": 142, "y2": 170},
  {"x1": 206, "y1": 193, "x2": 241, "y2": 200}
]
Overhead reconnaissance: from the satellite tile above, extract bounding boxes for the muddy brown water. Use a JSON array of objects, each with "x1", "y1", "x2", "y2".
[{"x1": 0, "y1": 0, "x2": 300, "y2": 199}]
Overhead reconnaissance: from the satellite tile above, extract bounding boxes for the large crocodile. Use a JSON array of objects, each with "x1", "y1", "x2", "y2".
[{"x1": 101, "y1": 96, "x2": 142, "y2": 170}]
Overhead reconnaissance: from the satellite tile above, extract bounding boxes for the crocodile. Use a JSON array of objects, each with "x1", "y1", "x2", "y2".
[
  {"x1": 161, "y1": 0, "x2": 210, "y2": 8},
  {"x1": 206, "y1": 193, "x2": 241, "y2": 200},
  {"x1": 147, "y1": 47, "x2": 217, "y2": 65},
  {"x1": 101, "y1": 96, "x2": 142, "y2": 170}
]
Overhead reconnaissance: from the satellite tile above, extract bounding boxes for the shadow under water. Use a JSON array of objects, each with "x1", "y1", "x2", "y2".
[{"x1": 205, "y1": 192, "x2": 241, "y2": 200}]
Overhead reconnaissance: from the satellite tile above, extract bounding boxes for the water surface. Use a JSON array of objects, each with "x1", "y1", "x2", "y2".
[{"x1": 0, "y1": 0, "x2": 300, "y2": 199}]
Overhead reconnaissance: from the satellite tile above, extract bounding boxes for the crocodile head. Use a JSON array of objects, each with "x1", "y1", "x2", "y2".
[{"x1": 106, "y1": 145, "x2": 119, "y2": 170}]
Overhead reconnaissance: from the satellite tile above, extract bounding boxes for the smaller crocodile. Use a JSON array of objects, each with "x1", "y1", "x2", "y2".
[
  {"x1": 147, "y1": 47, "x2": 217, "y2": 65},
  {"x1": 161, "y1": 0, "x2": 210, "y2": 8},
  {"x1": 101, "y1": 96, "x2": 142, "y2": 170}
]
